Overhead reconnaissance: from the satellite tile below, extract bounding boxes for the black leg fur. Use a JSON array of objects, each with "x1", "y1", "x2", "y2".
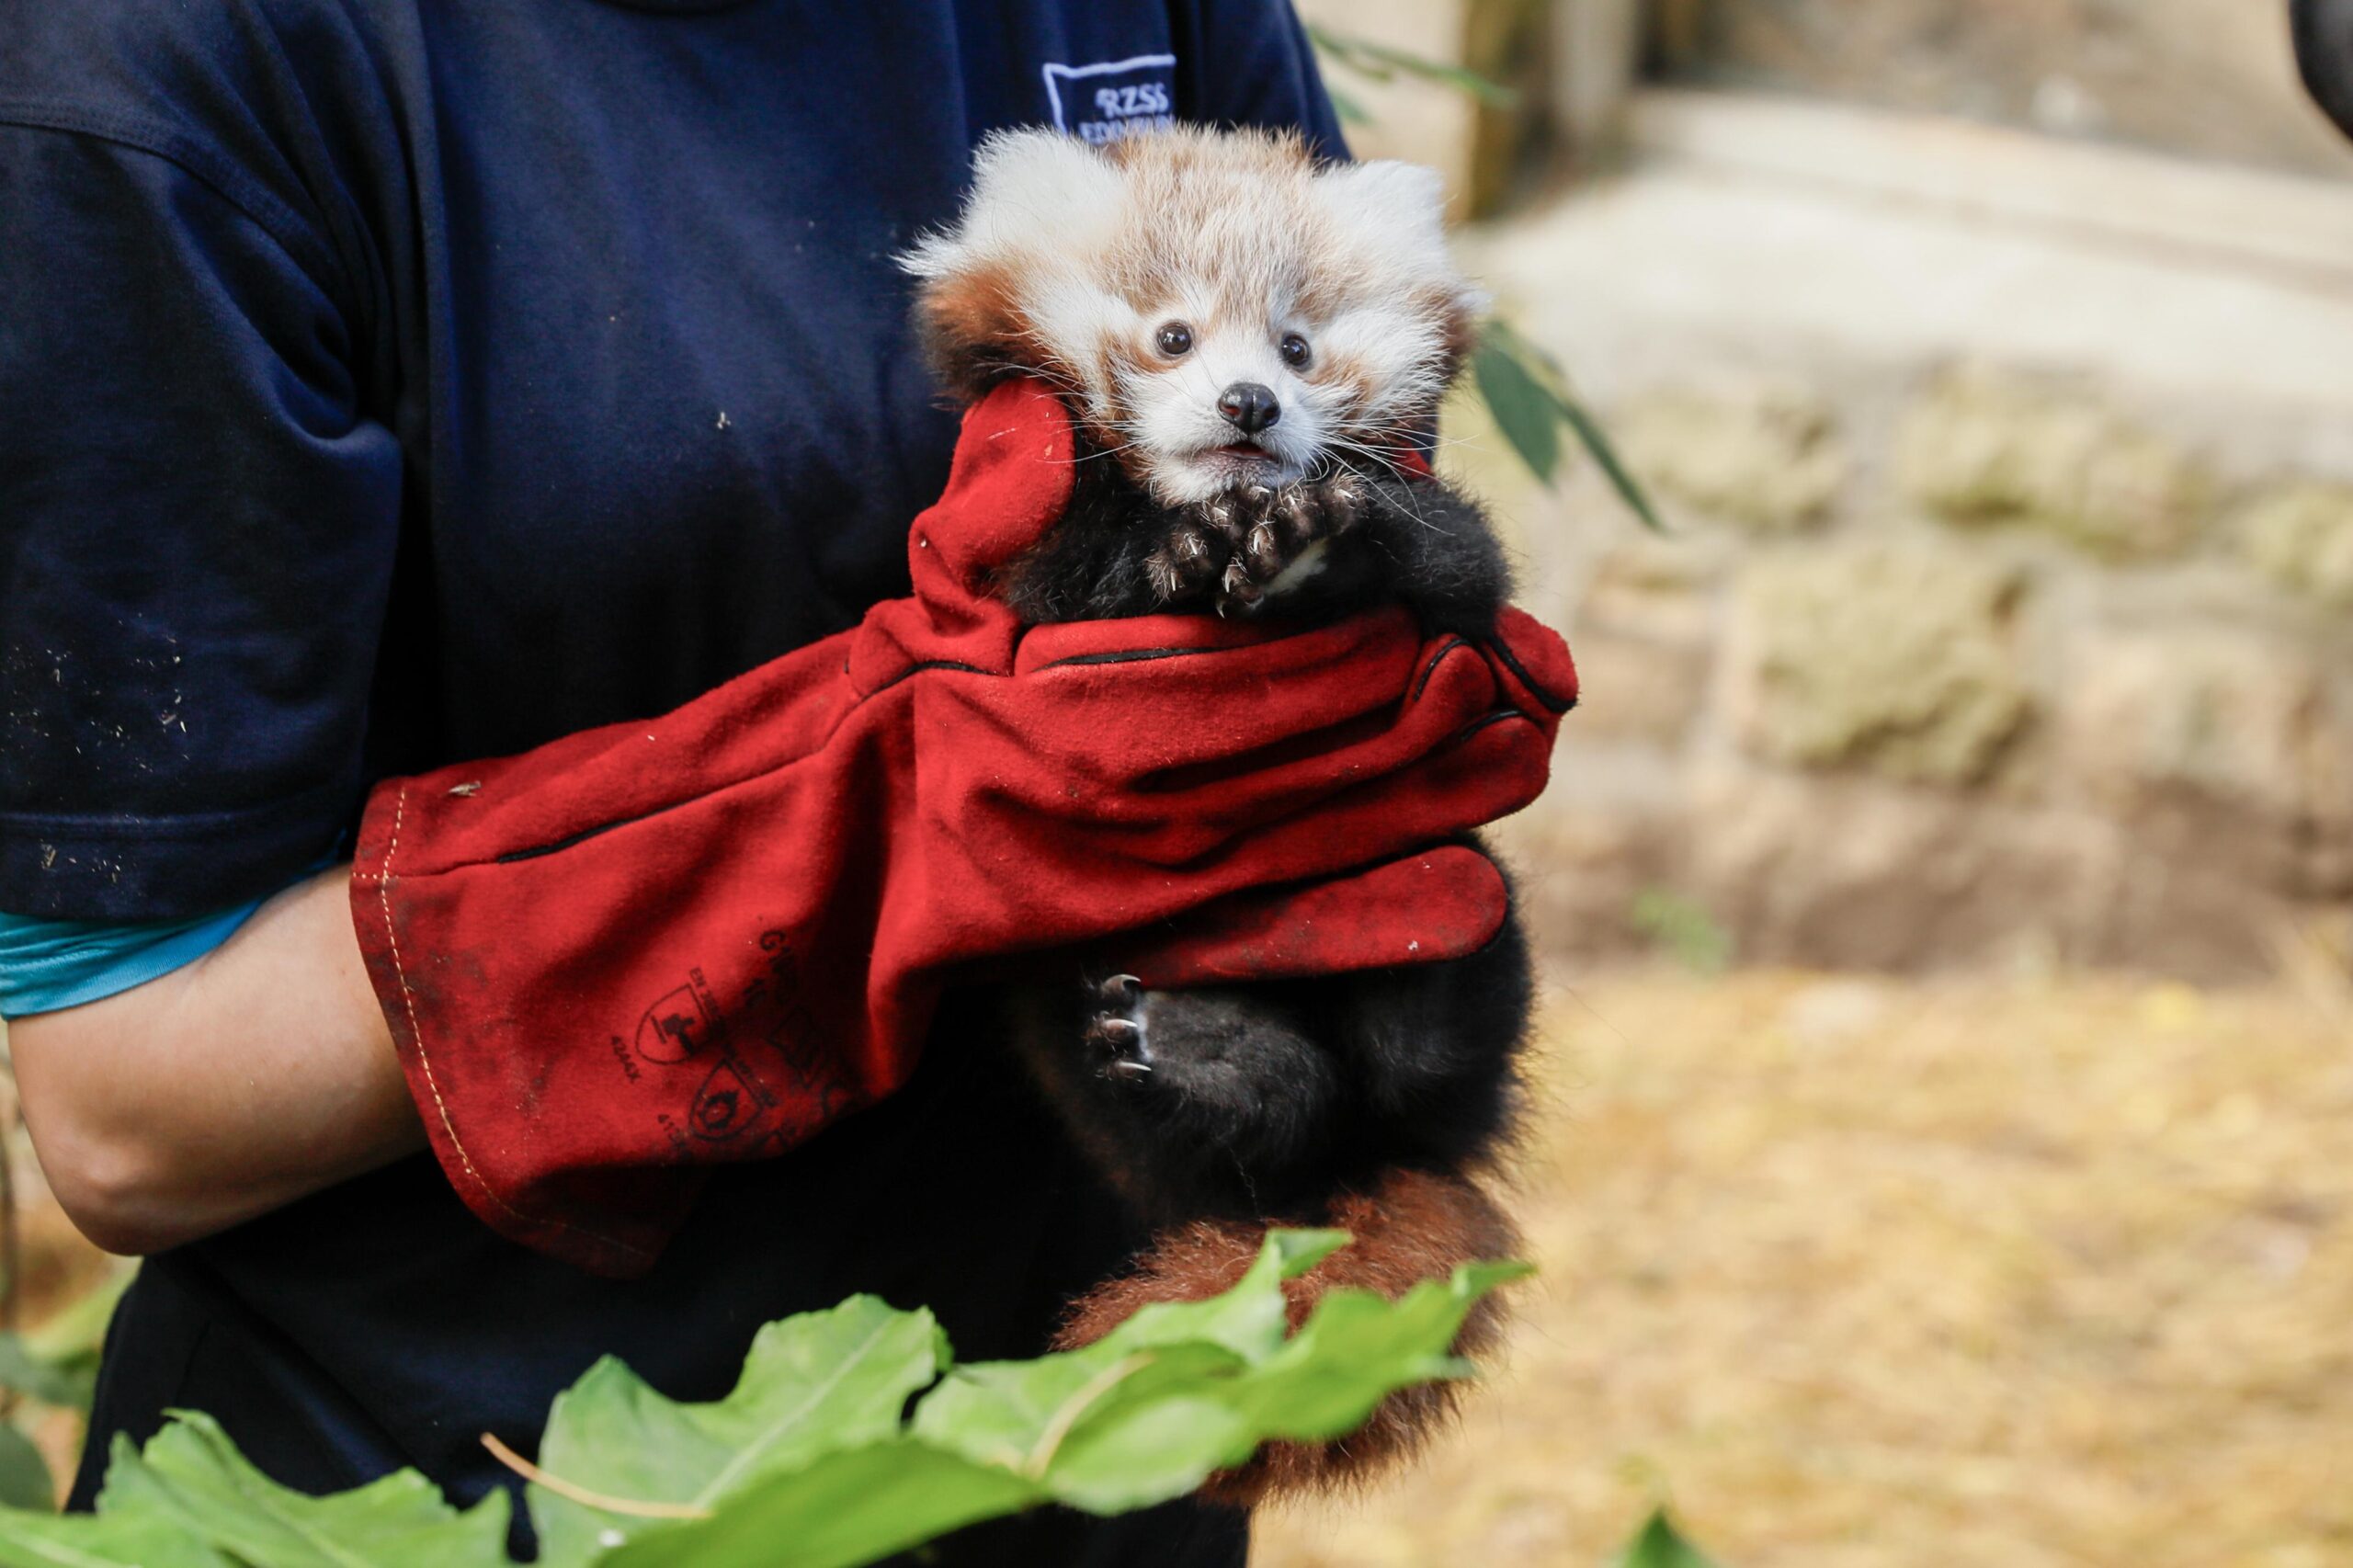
[{"x1": 1000, "y1": 874, "x2": 1530, "y2": 1239}]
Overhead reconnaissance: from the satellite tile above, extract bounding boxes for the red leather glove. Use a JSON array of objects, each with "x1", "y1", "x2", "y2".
[{"x1": 350, "y1": 381, "x2": 1575, "y2": 1276}]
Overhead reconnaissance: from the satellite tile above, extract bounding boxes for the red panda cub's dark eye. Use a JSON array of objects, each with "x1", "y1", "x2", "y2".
[
  {"x1": 1279, "y1": 332, "x2": 1313, "y2": 370},
  {"x1": 1155, "y1": 322, "x2": 1193, "y2": 358}
]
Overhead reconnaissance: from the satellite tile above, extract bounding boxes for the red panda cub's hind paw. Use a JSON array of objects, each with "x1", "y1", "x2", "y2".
[{"x1": 1083, "y1": 972, "x2": 1152, "y2": 1082}]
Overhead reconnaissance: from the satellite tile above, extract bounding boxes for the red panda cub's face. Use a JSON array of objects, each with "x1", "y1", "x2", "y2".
[{"x1": 905, "y1": 127, "x2": 1484, "y2": 507}]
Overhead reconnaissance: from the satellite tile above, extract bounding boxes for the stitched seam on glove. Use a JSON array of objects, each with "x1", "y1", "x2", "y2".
[{"x1": 365, "y1": 781, "x2": 657, "y2": 1264}]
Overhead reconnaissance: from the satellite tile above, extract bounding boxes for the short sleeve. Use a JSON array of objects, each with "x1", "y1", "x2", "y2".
[
  {"x1": 1172, "y1": 0, "x2": 1350, "y2": 158},
  {"x1": 2295, "y1": 0, "x2": 2353, "y2": 141},
  {"x1": 0, "y1": 122, "x2": 401, "y2": 921}
]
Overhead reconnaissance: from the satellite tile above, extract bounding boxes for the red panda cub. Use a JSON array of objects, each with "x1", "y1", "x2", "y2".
[{"x1": 904, "y1": 127, "x2": 1536, "y2": 1500}]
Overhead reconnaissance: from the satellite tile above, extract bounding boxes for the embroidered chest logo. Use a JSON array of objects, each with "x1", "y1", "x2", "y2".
[{"x1": 1042, "y1": 52, "x2": 1177, "y2": 144}]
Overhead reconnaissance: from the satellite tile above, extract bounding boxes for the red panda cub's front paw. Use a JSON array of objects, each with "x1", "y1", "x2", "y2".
[
  {"x1": 1214, "y1": 473, "x2": 1370, "y2": 618},
  {"x1": 1142, "y1": 513, "x2": 1231, "y2": 608}
]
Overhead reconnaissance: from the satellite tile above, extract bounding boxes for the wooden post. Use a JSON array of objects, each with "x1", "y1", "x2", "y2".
[{"x1": 1550, "y1": 0, "x2": 1647, "y2": 161}]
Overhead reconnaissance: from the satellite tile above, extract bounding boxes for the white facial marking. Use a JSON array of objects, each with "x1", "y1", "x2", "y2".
[{"x1": 905, "y1": 128, "x2": 1483, "y2": 503}]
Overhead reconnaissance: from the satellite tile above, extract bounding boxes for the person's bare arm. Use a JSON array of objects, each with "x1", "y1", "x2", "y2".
[{"x1": 7, "y1": 866, "x2": 424, "y2": 1256}]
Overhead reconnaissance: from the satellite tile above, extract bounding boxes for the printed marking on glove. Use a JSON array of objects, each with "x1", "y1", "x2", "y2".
[
  {"x1": 609, "y1": 1035, "x2": 642, "y2": 1084},
  {"x1": 635, "y1": 970, "x2": 720, "y2": 1063}
]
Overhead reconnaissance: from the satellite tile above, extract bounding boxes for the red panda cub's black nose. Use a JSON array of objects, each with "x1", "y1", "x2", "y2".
[{"x1": 1217, "y1": 382, "x2": 1281, "y2": 436}]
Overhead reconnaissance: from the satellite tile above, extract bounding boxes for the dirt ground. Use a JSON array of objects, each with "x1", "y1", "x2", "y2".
[
  {"x1": 12, "y1": 967, "x2": 2350, "y2": 1562},
  {"x1": 1252, "y1": 966, "x2": 2353, "y2": 1568}
]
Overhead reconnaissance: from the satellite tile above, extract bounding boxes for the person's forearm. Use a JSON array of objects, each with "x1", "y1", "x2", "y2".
[{"x1": 8, "y1": 866, "x2": 423, "y2": 1255}]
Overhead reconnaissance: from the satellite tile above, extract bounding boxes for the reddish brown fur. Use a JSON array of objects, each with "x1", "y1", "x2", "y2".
[
  {"x1": 1051, "y1": 1168, "x2": 1522, "y2": 1506},
  {"x1": 913, "y1": 258, "x2": 1141, "y2": 453},
  {"x1": 1416, "y1": 282, "x2": 1481, "y2": 382},
  {"x1": 914, "y1": 258, "x2": 1031, "y2": 402}
]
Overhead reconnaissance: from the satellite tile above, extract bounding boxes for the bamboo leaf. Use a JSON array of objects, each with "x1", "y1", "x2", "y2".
[
  {"x1": 1474, "y1": 334, "x2": 1564, "y2": 484},
  {"x1": 1306, "y1": 25, "x2": 1520, "y2": 108},
  {"x1": 1551, "y1": 385, "x2": 1667, "y2": 534},
  {"x1": 1475, "y1": 319, "x2": 1667, "y2": 531},
  {"x1": 1324, "y1": 82, "x2": 1374, "y2": 126}
]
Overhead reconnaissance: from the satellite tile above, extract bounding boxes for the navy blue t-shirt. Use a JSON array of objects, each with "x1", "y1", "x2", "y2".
[{"x1": 0, "y1": 0, "x2": 1341, "y2": 1554}]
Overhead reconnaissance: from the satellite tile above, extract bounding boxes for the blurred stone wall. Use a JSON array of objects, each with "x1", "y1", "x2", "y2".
[
  {"x1": 1294, "y1": 1, "x2": 2353, "y2": 977},
  {"x1": 1494, "y1": 365, "x2": 2353, "y2": 979},
  {"x1": 1460, "y1": 93, "x2": 2353, "y2": 979},
  {"x1": 1652, "y1": 0, "x2": 2353, "y2": 179}
]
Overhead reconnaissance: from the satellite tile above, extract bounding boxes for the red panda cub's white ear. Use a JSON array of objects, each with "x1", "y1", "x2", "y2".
[
  {"x1": 903, "y1": 131, "x2": 1123, "y2": 400},
  {"x1": 1311, "y1": 159, "x2": 1488, "y2": 374}
]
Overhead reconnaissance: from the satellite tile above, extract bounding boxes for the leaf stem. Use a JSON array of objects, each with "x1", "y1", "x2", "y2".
[
  {"x1": 1021, "y1": 1354, "x2": 1155, "y2": 1480},
  {"x1": 479, "y1": 1433, "x2": 713, "y2": 1521}
]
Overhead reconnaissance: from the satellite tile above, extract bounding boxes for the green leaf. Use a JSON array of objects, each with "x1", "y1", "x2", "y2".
[
  {"x1": 1474, "y1": 335, "x2": 1563, "y2": 484},
  {"x1": 1323, "y1": 83, "x2": 1373, "y2": 126},
  {"x1": 0, "y1": 1267, "x2": 137, "y2": 1422},
  {"x1": 1093, "y1": 1227, "x2": 1348, "y2": 1362},
  {"x1": 916, "y1": 1342, "x2": 1252, "y2": 1514},
  {"x1": 1550, "y1": 385, "x2": 1667, "y2": 534},
  {"x1": 0, "y1": 1509, "x2": 233, "y2": 1568},
  {"x1": 22, "y1": 1269, "x2": 132, "y2": 1370},
  {"x1": 0, "y1": 1428, "x2": 51, "y2": 1514},
  {"x1": 97, "y1": 1415, "x2": 511, "y2": 1567},
  {"x1": 1615, "y1": 1506, "x2": 1725, "y2": 1568},
  {"x1": 1306, "y1": 25, "x2": 1520, "y2": 108},
  {"x1": 1630, "y1": 889, "x2": 1734, "y2": 975},
  {"x1": 0, "y1": 1339, "x2": 94, "y2": 1415},
  {"x1": 595, "y1": 1437, "x2": 1039, "y2": 1568},
  {"x1": 1227, "y1": 1261, "x2": 1529, "y2": 1443},
  {"x1": 529, "y1": 1295, "x2": 947, "y2": 1564},
  {"x1": 0, "y1": 1231, "x2": 1524, "y2": 1568},
  {"x1": 915, "y1": 1234, "x2": 1524, "y2": 1516},
  {"x1": 1475, "y1": 319, "x2": 1667, "y2": 532}
]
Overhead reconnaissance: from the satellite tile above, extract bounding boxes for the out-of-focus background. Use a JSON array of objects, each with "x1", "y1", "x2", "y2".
[
  {"x1": 1256, "y1": 1, "x2": 2353, "y2": 1563},
  {"x1": 3, "y1": 3, "x2": 2350, "y2": 1561}
]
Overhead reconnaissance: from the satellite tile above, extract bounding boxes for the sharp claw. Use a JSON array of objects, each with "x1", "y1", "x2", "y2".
[
  {"x1": 1088, "y1": 1016, "x2": 1142, "y2": 1052},
  {"x1": 1107, "y1": 1058, "x2": 1153, "y2": 1080},
  {"x1": 1099, "y1": 973, "x2": 1143, "y2": 1006}
]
